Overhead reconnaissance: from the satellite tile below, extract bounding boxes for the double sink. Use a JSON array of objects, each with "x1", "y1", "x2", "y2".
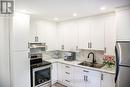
[{"x1": 78, "y1": 61, "x2": 104, "y2": 68}]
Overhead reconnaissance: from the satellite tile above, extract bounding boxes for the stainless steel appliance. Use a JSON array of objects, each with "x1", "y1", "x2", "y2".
[
  {"x1": 64, "y1": 52, "x2": 76, "y2": 61},
  {"x1": 29, "y1": 43, "x2": 51, "y2": 87},
  {"x1": 30, "y1": 53, "x2": 51, "y2": 87},
  {"x1": 115, "y1": 41, "x2": 130, "y2": 87}
]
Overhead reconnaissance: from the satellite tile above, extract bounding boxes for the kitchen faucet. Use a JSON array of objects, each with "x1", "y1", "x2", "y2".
[{"x1": 87, "y1": 52, "x2": 96, "y2": 64}]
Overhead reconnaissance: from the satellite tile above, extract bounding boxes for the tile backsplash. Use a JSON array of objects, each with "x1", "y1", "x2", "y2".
[{"x1": 42, "y1": 50, "x2": 105, "y2": 63}]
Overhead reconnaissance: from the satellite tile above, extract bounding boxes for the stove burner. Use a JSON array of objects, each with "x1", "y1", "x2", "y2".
[{"x1": 31, "y1": 61, "x2": 51, "y2": 69}]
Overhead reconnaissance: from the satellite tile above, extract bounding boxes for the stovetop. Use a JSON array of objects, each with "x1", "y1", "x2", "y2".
[{"x1": 30, "y1": 60, "x2": 51, "y2": 69}]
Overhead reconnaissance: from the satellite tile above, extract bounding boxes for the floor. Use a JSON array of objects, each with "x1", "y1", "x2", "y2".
[{"x1": 52, "y1": 83, "x2": 67, "y2": 87}]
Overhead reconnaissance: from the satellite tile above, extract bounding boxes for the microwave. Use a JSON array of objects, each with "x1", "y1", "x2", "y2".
[{"x1": 64, "y1": 52, "x2": 76, "y2": 61}]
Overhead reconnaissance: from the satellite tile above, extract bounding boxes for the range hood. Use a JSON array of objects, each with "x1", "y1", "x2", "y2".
[{"x1": 29, "y1": 42, "x2": 46, "y2": 49}]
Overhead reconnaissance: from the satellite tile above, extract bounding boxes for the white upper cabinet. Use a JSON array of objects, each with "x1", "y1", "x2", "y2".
[
  {"x1": 58, "y1": 21, "x2": 78, "y2": 51},
  {"x1": 77, "y1": 17, "x2": 105, "y2": 50},
  {"x1": 78, "y1": 20, "x2": 91, "y2": 49},
  {"x1": 104, "y1": 14, "x2": 116, "y2": 55},
  {"x1": 90, "y1": 17, "x2": 105, "y2": 50},
  {"x1": 45, "y1": 22, "x2": 58, "y2": 51},
  {"x1": 116, "y1": 6, "x2": 130, "y2": 41},
  {"x1": 30, "y1": 18, "x2": 47, "y2": 42},
  {"x1": 11, "y1": 12, "x2": 30, "y2": 51},
  {"x1": 30, "y1": 18, "x2": 58, "y2": 51}
]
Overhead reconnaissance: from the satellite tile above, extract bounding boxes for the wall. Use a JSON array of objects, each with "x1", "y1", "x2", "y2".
[{"x1": 42, "y1": 50, "x2": 104, "y2": 64}]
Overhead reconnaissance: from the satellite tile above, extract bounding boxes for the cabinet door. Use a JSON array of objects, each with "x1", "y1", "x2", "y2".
[
  {"x1": 46, "y1": 22, "x2": 58, "y2": 51},
  {"x1": 36, "y1": 20, "x2": 47, "y2": 42},
  {"x1": 74, "y1": 67, "x2": 87, "y2": 87},
  {"x1": 104, "y1": 15, "x2": 116, "y2": 55},
  {"x1": 51, "y1": 63, "x2": 58, "y2": 85},
  {"x1": 87, "y1": 70, "x2": 101, "y2": 87},
  {"x1": 90, "y1": 18, "x2": 105, "y2": 50},
  {"x1": 101, "y1": 73, "x2": 115, "y2": 87},
  {"x1": 12, "y1": 12, "x2": 30, "y2": 51},
  {"x1": 0, "y1": 16, "x2": 11, "y2": 87},
  {"x1": 57, "y1": 63, "x2": 64, "y2": 83},
  {"x1": 11, "y1": 51, "x2": 30, "y2": 87},
  {"x1": 58, "y1": 21, "x2": 78, "y2": 51},
  {"x1": 116, "y1": 9, "x2": 130, "y2": 41},
  {"x1": 78, "y1": 20, "x2": 91, "y2": 49}
]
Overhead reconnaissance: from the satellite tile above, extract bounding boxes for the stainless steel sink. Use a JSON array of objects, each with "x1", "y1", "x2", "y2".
[{"x1": 78, "y1": 61, "x2": 104, "y2": 68}]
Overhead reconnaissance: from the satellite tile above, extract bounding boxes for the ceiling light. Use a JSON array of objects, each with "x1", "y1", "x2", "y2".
[
  {"x1": 54, "y1": 17, "x2": 59, "y2": 21},
  {"x1": 73, "y1": 13, "x2": 77, "y2": 17},
  {"x1": 100, "y1": 6, "x2": 106, "y2": 11}
]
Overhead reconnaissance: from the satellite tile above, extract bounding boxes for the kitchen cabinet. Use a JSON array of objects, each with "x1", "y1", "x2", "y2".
[
  {"x1": 90, "y1": 18, "x2": 105, "y2": 50},
  {"x1": 30, "y1": 18, "x2": 58, "y2": 51},
  {"x1": 10, "y1": 12, "x2": 31, "y2": 87},
  {"x1": 57, "y1": 63, "x2": 64, "y2": 83},
  {"x1": 45, "y1": 22, "x2": 58, "y2": 51},
  {"x1": 11, "y1": 51, "x2": 30, "y2": 87},
  {"x1": 11, "y1": 12, "x2": 30, "y2": 51},
  {"x1": 58, "y1": 18, "x2": 105, "y2": 51},
  {"x1": 101, "y1": 73, "x2": 115, "y2": 87},
  {"x1": 74, "y1": 66, "x2": 101, "y2": 87},
  {"x1": 51, "y1": 63, "x2": 58, "y2": 85},
  {"x1": 62, "y1": 64, "x2": 74, "y2": 87},
  {"x1": 0, "y1": 16, "x2": 11, "y2": 87},
  {"x1": 57, "y1": 63, "x2": 74, "y2": 87},
  {"x1": 58, "y1": 21, "x2": 78, "y2": 51},
  {"x1": 52, "y1": 62, "x2": 115, "y2": 87},
  {"x1": 116, "y1": 6, "x2": 130, "y2": 41},
  {"x1": 78, "y1": 17, "x2": 105, "y2": 50},
  {"x1": 78, "y1": 20, "x2": 91, "y2": 49},
  {"x1": 104, "y1": 14, "x2": 116, "y2": 55}
]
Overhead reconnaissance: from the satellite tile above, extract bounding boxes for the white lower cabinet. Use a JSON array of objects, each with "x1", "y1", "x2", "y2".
[
  {"x1": 101, "y1": 73, "x2": 115, "y2": 87},
  {"x1": 52, "y1": 62, "x2": 115, "y2": 87},
  {"x1": 74, "y1": 67, "x2": 101, "y2": 87},
  {"x1": 51, "y1": 63, "x2": 58, "y2": 85},
  {"x1": 57, "y1": 63, "x2": 74, "y2": 87}
]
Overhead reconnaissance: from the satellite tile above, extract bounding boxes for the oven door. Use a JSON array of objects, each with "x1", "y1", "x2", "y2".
[{"x1": 33, "y1": 65, "x2": 51, "y2": 87}]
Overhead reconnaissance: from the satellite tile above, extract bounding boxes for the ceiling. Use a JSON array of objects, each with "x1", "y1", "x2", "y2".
[{"x1": 16, "y1": 0, "x2": 130, "y2": 21}]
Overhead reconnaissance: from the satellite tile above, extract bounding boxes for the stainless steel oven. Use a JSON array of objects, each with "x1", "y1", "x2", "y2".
[{"x1": 32, "y1": 64, "x2": 51, "y2": 87}]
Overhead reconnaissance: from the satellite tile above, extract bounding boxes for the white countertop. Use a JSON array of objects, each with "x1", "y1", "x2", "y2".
[{"x1": 45, "y1": 58, "x2": 115, "y2": 74}]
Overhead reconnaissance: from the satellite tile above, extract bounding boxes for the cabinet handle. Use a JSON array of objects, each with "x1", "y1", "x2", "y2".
[
  {"x1": 90, "y1": 42, "x2": 92, "y2": 48},
  {"x1": 83, "y1": 70, "x2": 89, "y2": 73},
  {"x1": 101, "y1": 74, "x2": 103, "y2": 80},
  {"x1": 88, "y1": 43, "x2": 89, "y2": 48},
  {"x1": 104, "y1": 47, "x2": 106, "y2": 53},
  {"x1": 35, "y1": 36, "x2": 38, "y2": 42},
  {"x1": 76, "y1": 45, "x2": 78, "y2": 51},
  {"x1": 45, "y1": 45, "x2": 48, "y2": 51},
  {"x1": 65, "y1": 66, "x2": 70, "y2": 68},
  {"x1": 61, "y1": 45, "x2": 64, "y2": 50},
  {"x1": 84, "y1": 75, "x2": 88, "y2": 81},
  {"x1": 65, "y1": 80, "x2": 70, "y2": 82},
  {"x1": 65, "y1": 72, "x2": 70, "y2": 74},
  {"x1": 28, "y1": 42, "x2": 30, "y2": 48},
  {"x1": 85, "y1": 76, "x2": 88, "y2": 81}
]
